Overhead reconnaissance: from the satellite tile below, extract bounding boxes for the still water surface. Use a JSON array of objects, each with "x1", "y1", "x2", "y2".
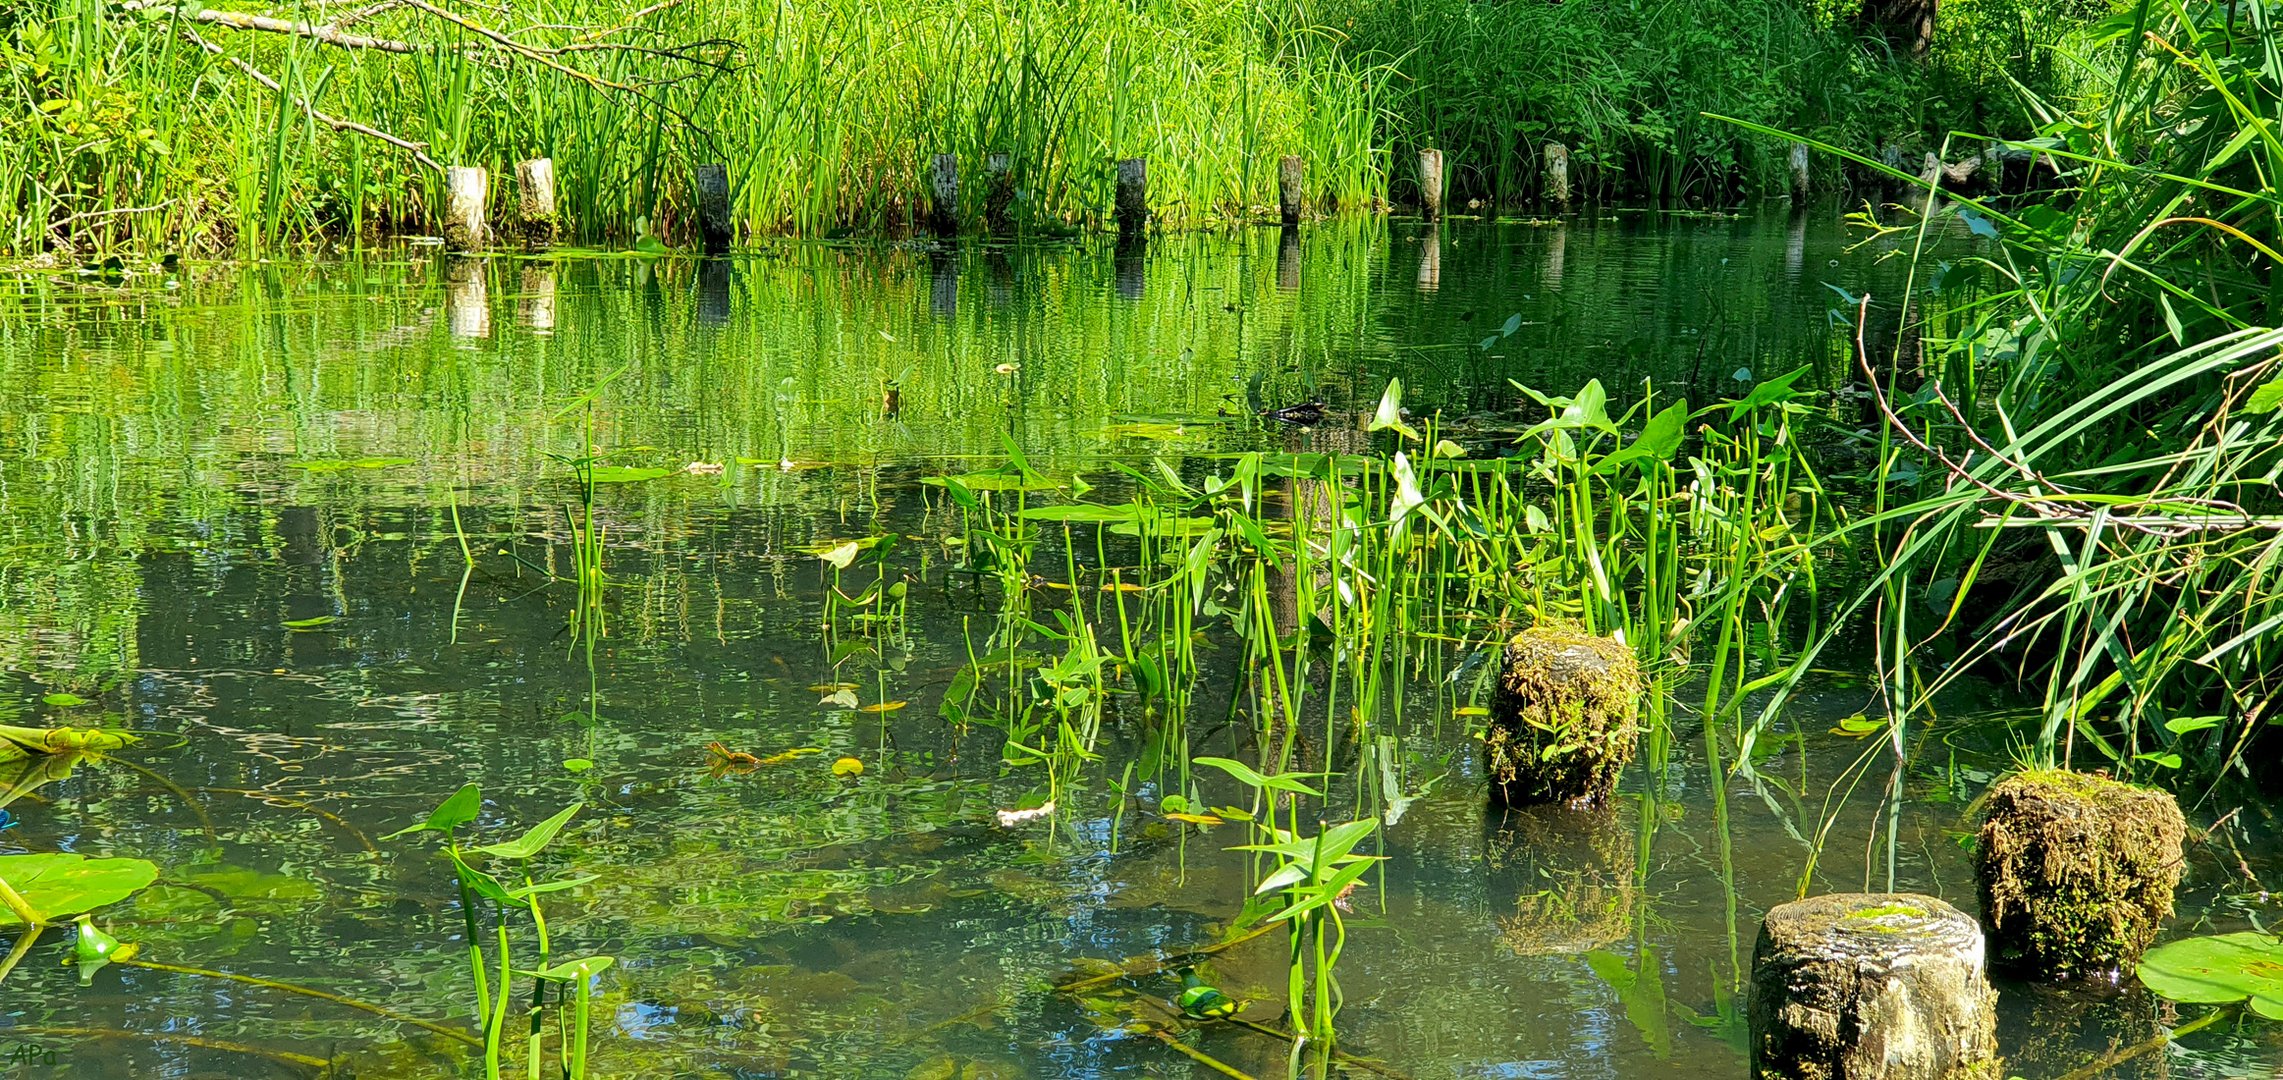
[{"x1": 0, "y1": 217, "x2": 2277, "y2": 1078}]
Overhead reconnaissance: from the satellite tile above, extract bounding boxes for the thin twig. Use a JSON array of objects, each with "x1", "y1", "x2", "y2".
[{"x1": 180, "y1": 27, "x2": 443, "y2": 172}]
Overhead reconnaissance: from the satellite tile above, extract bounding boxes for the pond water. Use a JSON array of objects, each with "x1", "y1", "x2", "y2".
[{"x1": 1, "y1": 216, "x2": 2278, "y2": 1079}]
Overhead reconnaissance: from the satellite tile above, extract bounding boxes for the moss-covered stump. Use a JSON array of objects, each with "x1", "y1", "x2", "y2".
[
  {"x1": 1975, "y1": 769, "x2": 2186, "y2": 980},
  {"x1": 1484, "y1": 627, "x2": 1641, "y2": 806},
  {"x1": 1749, "y1": 892, "x2": 1999, "y2": 1080}
]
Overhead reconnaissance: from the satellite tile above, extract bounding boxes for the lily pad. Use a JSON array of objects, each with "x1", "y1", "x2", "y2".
[
  {"x1": 2137, "y1": 932, "x2": 2283, "y2": 1019},
  {"x1": 0, "y1": 853, "x2": 161, "y2": 924},
  {"x1": 40, "y1": 693, "x2": 89, "y2": 708}
]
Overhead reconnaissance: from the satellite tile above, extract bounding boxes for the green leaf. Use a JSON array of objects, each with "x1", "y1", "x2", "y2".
[
  {"x1": 384, "y1": 782, "x2": 480, "y2": 840},
  {"x1": 280, "y1": 615, "x2": 338, "y2": 630},
  {"x1": 505, "y1": 874, "x2": 597, "y2": 900},
  {"x1": 1193, "y1": 756, "x2": 1325, "y2": 797},
  {"x1": 2137, "y1": 932, "x2": 2283, "y2": 1019},
  {"x1": 469, "y1": 802, "x2": 582, "y2": 860},
  {"x1": 1724, "y1": 364, "x2": 1811, "y2": 417},
  {"x1": 2245, "y1": 377, "x2": 2283, "y2": 415},
  {"x1": 0, "y1": 853, "x2": 160, "y2": 924},
  {"x1": 534, "y1": 955, "x2": 617, "y2": 981},
  {"x1": 585, "y1": 466, "x2": 671, "y2": 484},
  {"x1": 1597, "y1": 399, "x2": 1690, "y2": 473},
  {"x1": 40, "y1": 693, "x2": 88, "y2": 708},
  {"x1": 1367, "y1": 378, "x2": 1419, "y2": 441}
]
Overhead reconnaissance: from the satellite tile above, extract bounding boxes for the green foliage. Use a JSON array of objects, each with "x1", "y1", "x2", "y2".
[{"x1": 2137, "y1": 932, "x2": 2283, "y2": 1019}]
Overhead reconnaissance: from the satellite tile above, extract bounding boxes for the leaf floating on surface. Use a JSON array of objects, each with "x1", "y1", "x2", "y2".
[
  {"x1": 585, "y1": 466, "x2": 672, "y2": 484},
  {"x1": 0, "y1": 853, "x2": 160, "y2": 924},
  {"x1": 0, "y1": 726, "x2": 136, "y2": 763},
  {"x1": 281, "y1": 615, "x2": 338, "y2": 630},
  {"x1": 2137, "y1": 932, "x2": 2283, "y2": 1019}
]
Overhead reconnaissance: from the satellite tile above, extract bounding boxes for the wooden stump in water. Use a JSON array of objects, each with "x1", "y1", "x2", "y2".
[
  {"x1": 694, "y1": 163, "x2": 733, "y2": 254},
  {"x1": 1790, "y1": 142, "x2": 1812, "y2": 201},
  {"x1": 1418, "y1": 149, "x2": 1444, "y2": 222},
  {"x1": 929, "y1": 153, "x2": 959, "y2": 236},
  {"x1": 515, "y1": 158, "x2": 557, "y2": 248},
  {"x1": 1749, "y1": 893, "x2": 1998, "y2": 1080},
  {"x1": 1543, "y1": 142, "x2": 1571, "y2": 208},
  {"x1": 1114, "y1": 157, "x2": 1148, "y2": 239},
  {"x1": 1483, "y1": 627, "x2": 1638, "y2": 805},
  {"x1": 983, "y1": 151, "x2": 1014, "y2": 234},
  {"x1": 1278, "y1": 155, "x2": 1305, "y2": 225},
  {"x1": 442, "y1": 165, "x2": 489, "y2": 250},
  {"x1": 1976, "y1": 770, "x2": 2185, "y2": 980}
]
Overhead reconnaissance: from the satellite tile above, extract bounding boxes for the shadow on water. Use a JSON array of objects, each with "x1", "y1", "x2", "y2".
[{"x1": 0, "y1": 218, "x2": 2275, "y2": 1077}]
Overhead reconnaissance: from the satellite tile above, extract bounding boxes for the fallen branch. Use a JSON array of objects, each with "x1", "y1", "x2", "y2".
[{"x1": 181, "y1": 26, "x2": 443, "y2": 173}]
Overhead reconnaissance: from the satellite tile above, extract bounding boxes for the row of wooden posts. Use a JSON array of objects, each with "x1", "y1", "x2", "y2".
[{"x1": 436, "y1": 141, "x2": 1823, "y2": 250}]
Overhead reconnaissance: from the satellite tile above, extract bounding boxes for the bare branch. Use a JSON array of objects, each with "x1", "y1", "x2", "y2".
[
  {"x1": 122, "y1": 1, "x2": 419, "y2": 52},
  {"x1": 181, "y1": 27, "x2": 443, "y2": 172}
]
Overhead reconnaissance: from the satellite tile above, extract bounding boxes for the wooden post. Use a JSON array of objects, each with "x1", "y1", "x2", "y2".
[
  {"x1": 930, "y1": 153, "x2": 959, "y2": 236},
  {"x1": 516, "y1": 158, "x2": 557, "y2": 248},
  {"x1": 1114, "y1": 157, "x2": 1148, "y2": 239},
  {"x1": 694, "y1": 163, "x2": 732, "y2": 254},
  {"x1": 1418, "y1": 149, "x2": 1444, "y2": 222},
  {"x1": 443, "y1": 166, "x2": 488, "y2": 250},
  {"x1": 1543, "y1": 142, "x2": 1571, "y2": 209},
  {"x1": 1750, "y1": 893, "x2": 1997, "y2": 1080},
  {"x1": 1788, "y1": 142, "x2": 1811, "y2": 201},
  {"x1": 1278, "y1": 155, "x2": 1305, "y2": 226},
  {"x1": 984, "y1": 151, "x2": 1014, "y2": 234}
]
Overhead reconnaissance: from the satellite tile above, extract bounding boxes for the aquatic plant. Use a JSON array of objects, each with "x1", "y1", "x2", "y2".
[{"x1": 387, "y1": 784, "x2": 607, "y2": 1080}]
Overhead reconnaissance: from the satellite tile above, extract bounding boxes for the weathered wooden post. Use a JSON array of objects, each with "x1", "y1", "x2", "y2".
[
  {"x1": 693, "y1": 163, "x2": 732, "y2": 254},
  {"x1": 1977, "y1": 770, "x2": 2185, "y2": 980},
  {"x1": 1415, "y1": 226, "x2": 1440, "y2": 293},
  {"x1": 930, "y1": 153, "x2": 959, "y2": 236},
  {"x1": 1750, "y1": 893, "x2": 1998, "y2": 1080},
  {"x1": 1418, "y1": 149, "x2": 1444, "y2": 222},
  {"x1": 1278, "y1": 154, "x2": 1305, "y2": 226},
  {"x1": 446, "y1": 257, "x2": 490, "y2": 339},
  {"x1": 515, "y1": 158, "x2": 557, "y2": 248},
  {"x1": 1789, "y1": 142, "x2": 1811, "y2": 201},
  {"x1": 1114, "y1": 157, "x2": 1148, "y2": 239},
  {"x1": 443, "y1": 166, "x2": 489, "y2": 250},
  {"x1": 1543, "y1": 142, "x2": 1572, "y2": 209},
  {"x1": 1484, "y1": 627, "x2": 1639, "y2": 805},
  {"x1": 984, "y1": 151, "x2": 1014, "y2": 234}
]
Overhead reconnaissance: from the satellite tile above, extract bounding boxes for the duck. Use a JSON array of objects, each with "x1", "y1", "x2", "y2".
[
  {"x1": 1259, "y1": 401, "x2": 1328, "y2": 427},
  {"x1": 1175, "y1": 967, "x2": 1243, "y2": 1020}
]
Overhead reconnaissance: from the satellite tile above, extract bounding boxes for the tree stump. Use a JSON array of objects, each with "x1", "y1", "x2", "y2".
[
  {"x1": 1483, "y1": 627, "x2": 1639, "y2": 805},
  {"x1": 442, "y1": 165, "x2": 489, "y2": 250},
  {"x1": 1418, "y1": 149, "x2": 1444, "y2": 222},
  {"x1": 1278, "y1": 154, "x2": 1305, "y2": 225},
  {"x1": 693, "y1": 162, "x2": 733, "y2": 254},
  {"x1": 1543, "y1": 142, "x2": 1571, "y2": 208},
  {"x1": 1114, "y1": 157, "x2": 1148, "y2": 239},
  {"x1": 983, "y1": 151, "x2": 1014, "y2": 234},
  {"x1": 515, "y1": 158, "x2": 557, "y2": 248},
  {"x1": 1749, "y1": 893, "x2": 1998, "y2": 1080},
  {"x1": 1976, "y1": 770, "x2": 2185, "y2": 980}
]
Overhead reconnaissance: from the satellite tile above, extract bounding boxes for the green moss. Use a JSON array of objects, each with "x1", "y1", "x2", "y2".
[
  {"x1": 1483, "y1": 626, "x2": 1642, "y2": 806},
  {"x1": 1975, "y1": 769, "x2": 2186, "y2": 980}
]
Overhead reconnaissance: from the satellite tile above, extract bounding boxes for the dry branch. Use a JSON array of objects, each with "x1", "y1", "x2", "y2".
[{"x1": 180, "y1": 26, "x2": 443, "y2": 173}]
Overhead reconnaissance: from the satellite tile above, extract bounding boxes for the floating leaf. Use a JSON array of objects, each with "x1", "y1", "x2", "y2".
[
  {"x1": 857, "y1": 701, "x2": 907, "y2": 714},
  {"x1": 40, "y1": 694, "x2": 88, "y2": 708},
  {"x1": 0, "y1": 726, "x2": 134, "y2": 763},
  {"x1": 585, "y1": 466, "x2": 672, "y2": 484},
  {"x1": 2137, "y1": 932, "x2": 2283, "y2": 1019},
  {"x1": 534, "y1": 955, "x2": 617, "y2": 982},
  {"x1": 0, "y1": 853, "x2": 160, "y2": 924},
  {"x1": 281, "y1": 615, "x2": 338, "y2": 630},
  {"x1": 1829, "y1": 714, "x2": 1884, "y2": 738},
  {"x1": 1165, "y1": 812, "x2": 1225, "y2": 826},
  {"x1": 288, "y1": 457, "x2": 414, "y2": 472},
  {"x1": 562, "y1": 759, "x2": 594, "y2": 773},
  {"x1": 832, "y1": 757, "x2": 864, "y2": 778}
]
